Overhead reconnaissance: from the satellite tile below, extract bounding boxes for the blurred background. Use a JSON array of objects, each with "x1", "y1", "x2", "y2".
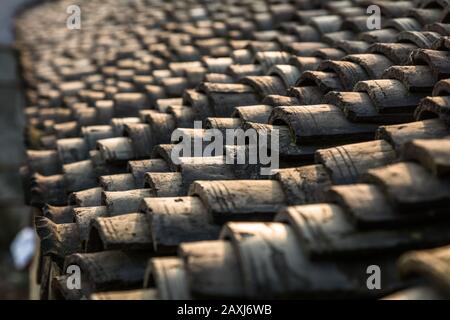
[{"x1": 0, "y1": 0, "x2": 39, "y2": 300}]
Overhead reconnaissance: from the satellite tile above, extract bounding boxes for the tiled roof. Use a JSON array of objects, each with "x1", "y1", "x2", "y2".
[{"x1": 15, "y1": 0, "x2": 450, "y2": 299}]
